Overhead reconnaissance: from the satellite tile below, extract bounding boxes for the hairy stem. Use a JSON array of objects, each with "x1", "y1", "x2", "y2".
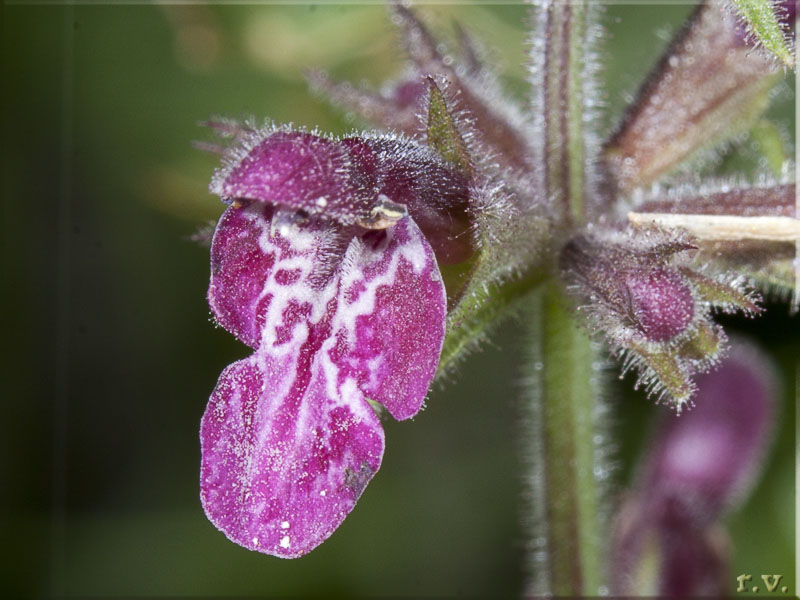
[
  {"x1": 522, "y1": 282, "x2": 610, "y2": 596},
  {"x1": 542, "y1": 1, "x2": 585, "y2": 225},
  {"x1": 530, "y1": 0, "x2": 603, "y2": 225}
]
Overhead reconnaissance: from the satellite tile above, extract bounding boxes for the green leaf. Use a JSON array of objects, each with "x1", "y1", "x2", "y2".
[
  {"x1": 425, "y1": 78, "x2": 473, "y2": 176},
  {"x1": 630, "y1": 342, "x2": 695, "y2": 406},
  {"x1": 731, "y1": 0, "x2": 795, "y2": 69},
  {"x1": 679, "y1": 267, "x2": 761, "y2": 314}
]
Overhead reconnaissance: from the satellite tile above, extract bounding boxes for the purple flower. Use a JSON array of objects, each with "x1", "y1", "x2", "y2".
[
  {"x1": 195, "y1": 0, "x2": 796, "y2": 568},
  {"x1": 611, "y1": 341, "x2": 777, "y2": 595},
  {"x1": 200, "y1": 129, "x2": 468, "y2": 557},
  {"x1": 642, "y1": 341, "x2": 776, "y2": 518}
]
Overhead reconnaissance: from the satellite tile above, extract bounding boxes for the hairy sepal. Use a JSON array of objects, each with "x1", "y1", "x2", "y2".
[
  {"x1": 631, "y1": 180, "x2": 797, "y2": 308},
  {"x1": 561, "y1": 226, "x2": 761, "y2": 408},
  {"x1": 390, "y1": 4, "x2": 536, "y2": 175},
  {"x1": 426, "y1": 78, "x2": 474, "y2": 177}
]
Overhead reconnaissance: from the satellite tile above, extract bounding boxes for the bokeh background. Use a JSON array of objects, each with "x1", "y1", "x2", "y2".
[{"x1": 3, "y1": 2, "x2": 796, "y2": 597}]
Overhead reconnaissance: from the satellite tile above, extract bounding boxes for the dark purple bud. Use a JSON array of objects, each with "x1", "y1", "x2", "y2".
[
  {"x1": 643, "y1": 340, "x2": 777, "y2": 519},
  {"x1": 561, "y1": 230, "x2": 697, "y2": 345},
  {"x1": 624, "y1": 268, "x2": 695, "y2": 342},
  {"x1": 562, "y1": 227, "x2": 763, "y2": 406}
]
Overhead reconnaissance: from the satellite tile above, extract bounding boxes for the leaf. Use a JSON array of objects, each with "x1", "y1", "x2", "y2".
[
  {"x1": 628, "y1": 342, "x2": 695, "y2": 408},
  {"x1": 679, "y1": 267, "x2": 762, "y2": 314},
  {"x1": 730, "y1": 0, "x2": 796, "y2": 69},
  {"x1": 426, "y1": 79, "x2": 473, "y2": 176},
  {"x1": 748, "y1": 119, "x2": 789, "y2": 174}
]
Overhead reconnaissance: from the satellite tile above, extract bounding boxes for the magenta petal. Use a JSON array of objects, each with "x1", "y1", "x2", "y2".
[
  {"x1": 330, "y1": 218, "x2": 446, "y2": 420},
  {"x1": 211, "y1": 131, "x2": 377, "y2": 225},
  {"x1": 203, "y1": 209, "x2": 445, "y2": 556},
  {"x1": 200, "y1": 354, "x2": 385, "y2": 558},
  {"x1": 208, "y1": 204, "x2": 274, "y2": 348},
  {"x1": 210, "y1": 203, "x2": 446, "y2": 419},
  {"x1": 208, "y1": 203, "x2": 342, "y2": 348}
]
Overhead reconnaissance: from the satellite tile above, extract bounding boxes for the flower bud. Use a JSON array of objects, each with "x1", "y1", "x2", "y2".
[
  {"x1": 560, "y1": 230, "x2": 698, "y2": 345},
  {"x1": 623, "y1": 268, "x2": 695, "y2": 343},
  {"x1": 561, "y1": 226, "x2": 761, "y2": 407}
]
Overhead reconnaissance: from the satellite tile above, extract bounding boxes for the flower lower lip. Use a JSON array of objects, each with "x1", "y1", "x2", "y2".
[{"x1": 202, "y1": 201, "x2": 446, "y2": 556}]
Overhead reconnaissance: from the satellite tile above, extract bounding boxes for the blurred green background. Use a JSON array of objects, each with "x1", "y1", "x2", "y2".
[{"x1": 2, "y1": 2, "x2": 795, "y2": 597}]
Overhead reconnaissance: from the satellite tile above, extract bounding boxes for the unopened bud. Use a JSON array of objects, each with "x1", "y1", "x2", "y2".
[{"x1": 624, "y1": 268, "x2": 695, "y2": 343}]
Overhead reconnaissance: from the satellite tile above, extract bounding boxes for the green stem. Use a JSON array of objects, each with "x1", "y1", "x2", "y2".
[
  {"x1": 540, "y1": 0, "x2": 590, "y2": 226},
  {"x1": 522, "y1": 282, "x2": 609, "y2": 596}
]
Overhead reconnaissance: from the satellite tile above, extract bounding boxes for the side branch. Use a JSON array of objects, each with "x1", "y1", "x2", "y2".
[{"x1": 628, "y1": 212, "x2": 800, "y2": 242}]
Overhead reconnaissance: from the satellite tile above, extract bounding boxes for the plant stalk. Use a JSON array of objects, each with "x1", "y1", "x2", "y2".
[{"x1": 521, "y1": 282, "x2": 610, "y2": 596}]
